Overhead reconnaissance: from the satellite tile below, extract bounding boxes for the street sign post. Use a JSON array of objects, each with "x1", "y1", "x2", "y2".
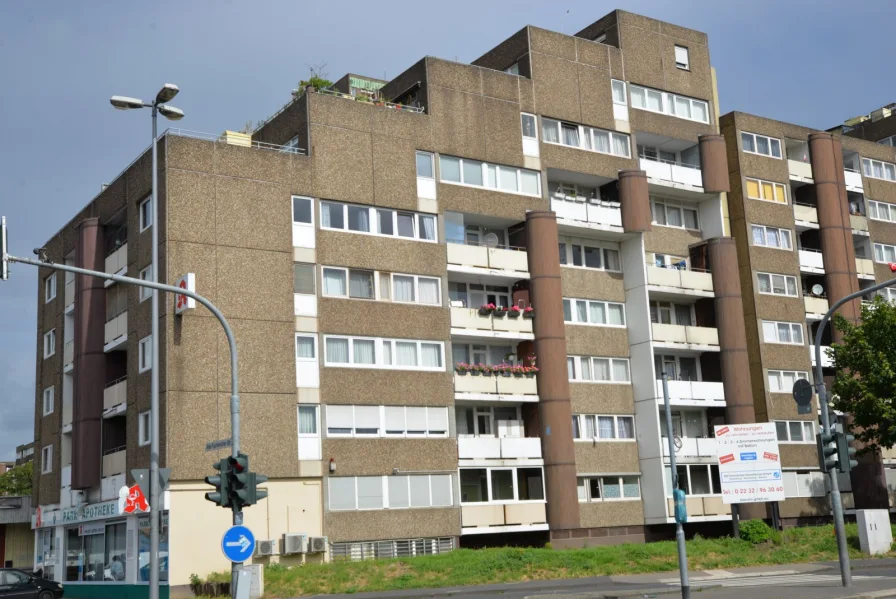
[
  {"x1": 715, "y1": 423, "x2": 785, "y2": 504},
  {"x1": 221, "y1": 525, "x2": 256, "y2": 563}
]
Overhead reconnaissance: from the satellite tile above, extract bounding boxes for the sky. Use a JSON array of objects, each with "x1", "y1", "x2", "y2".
[{"x1": 1, "y1": 0, "x2": 895, "y2": 461}]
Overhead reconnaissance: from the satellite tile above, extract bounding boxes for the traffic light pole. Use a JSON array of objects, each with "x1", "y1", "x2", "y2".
[
  {"x1": 2, "y1": 250, "x2": 242, "y2": 594},
  {"x1": 814, "y1": 275, "x2": 896, "y2": 588}
]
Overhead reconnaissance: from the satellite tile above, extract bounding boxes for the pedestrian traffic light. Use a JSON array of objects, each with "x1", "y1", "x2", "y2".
[
  {"x1": 204, "y1": 458, "x2": 232, "y2": 507},
  {"x1": 817, "y1": 431, "x2": 838, "y2": 473},
  {"x1": 836, "y1": 432, "x2": 858, "y2": 473}
]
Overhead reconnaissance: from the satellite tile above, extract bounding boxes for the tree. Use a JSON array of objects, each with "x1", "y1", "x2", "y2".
[
  {"x1": 830, "y1": 296, "x2": 896, "y2": 450},
  {"x1": 0, "y1": 462, "x2": 33, "y2": 496}
]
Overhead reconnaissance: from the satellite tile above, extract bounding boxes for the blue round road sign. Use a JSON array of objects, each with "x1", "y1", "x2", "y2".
[{"x1": 221, "y1": 525, "x2": 256, "y2": 563}]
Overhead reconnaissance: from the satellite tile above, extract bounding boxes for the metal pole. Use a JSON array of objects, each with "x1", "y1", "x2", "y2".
[
  {"x1": 150, "y1": 104, "x2": 161, "y2": 599},
  {"x1": 662, "y1": 372, "x2": 690, "y2": 599},
  {"x1": 731, "y1": 504, "x2": 740, "y2": 538},
  {"x1": 814, "y1": 275, "x2": 896, "y2": 587}
]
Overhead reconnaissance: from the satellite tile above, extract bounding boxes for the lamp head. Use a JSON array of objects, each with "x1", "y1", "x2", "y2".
[
  {"x1": 158, "y1": 105, "x2": 185, "y2": 121},
  {"x1": 155, "y1": 83, "x2": 179, "y2": 104},
  {"x1": 110, "y1": 96, "x2": 145, "y2": 110}
]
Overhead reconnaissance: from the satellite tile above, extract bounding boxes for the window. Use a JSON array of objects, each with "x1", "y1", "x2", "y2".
[
  {"x1": 294, "y1": 263, "x2": 315, "y2": 295},
  {"x1": 43, "y1": 329, "x2": 56, "y2": 358},
  {"x1": 139, "y1": 196, "x2": 152, "y2": 231},
  {"x1": 562, "y1": 298, "x2": 625, "y2": 326},
  {"x1": 578, "y1": 476, "x2": 640, "y2": 502},
  {"x1": 41, "y1": 444, "x2": 52, "y2": 474},
  {"x1": 775, "y1": 420, "x2": 815, "y2": 443},
  {"x1": 459, "y1": 467, "x2": 544, "y2": 504},
  {"x1": 64, "y1": 521, "x2": 130, "y2": 583},
  {"x1": 752, "y1": 225, "x2": 792, "y2": 249},
  {"x1": 327, "y1": 405, "x2": 448, "y2": 438},
  {"x1": 655, "y1": 354, "x2": 700, "y2": 381},
  {"x1": 139, "y1": 266, "x2": 153, "y2": 301},
  {"x1": 392, "y1": 274, "x2": 441, "y2": 305},
  {"x1": 42, "y1": 386, "x2": 54, "y2": 416},
  {"x1": 674, "y1": 45, "x2": 690, "y2": 70},
  {"x1": 611, "y1": 80, "x2": 627, "y2": 105},
  {"x1": 757, "y1": 272, "x2": 798, "y2": 297},
  {"x1": 549, "y1": 182, "x2": 601, "y2": 205},
  {"x1": 868, "y1": 200, "x2": 896, "y2": 223},
  {"x1": 139, "y1": 335, "x2": 152, "y2": 373},
  {"x1": 282, "y1": 135, "x2": 301, "y2": 152},
  {"x1": 649, "y1": 301, "x2": 693, "y2": 326},
  {"x1": 567, "y1": 356, "x2": 631, "y2": 383},
  {"x1": 449, "y1": 283, "x2": 511, "y2": 309},
  {"x1": 292, "y1": 196, "x2": 313, "y2": 225},
  {"x1": 767, "y1": 370, "x2": 809, "y2": 393},
  {"x1": 415, "y1": 151, "x2": 434, "y2": 179},
  {"x1": 324, "y1": 336, "x2": 444, "y2": 372},
  {"x1": 665, "y1": 464, "x2": 722, "y2": 496},
  {"x1": 874, "y1": 243, "x2": 896, "y2": 264},
  {"x1": 321, "y1": 200, "x2": 437, "y2": 242},
  {"x1": 438, "y1": 155, "x2": 541, "y2": 197},
  {"x1": 521, "y1": 113, "x2": 537, "y2": 139},
  {"x1": 328, "y1": 474, "x2": 452, "y2": 511},
  {"x1": 762, "y1": 321, "x2": 804, "y2": 345},
  {"x1": 298, "y1": 405, "x2": 318, "y2": 436},
  {"x1": 572, "y1": 415, "x2": 635, "y2": 440},
  {"x1": 322, "y1": 266, "x2": 439, "y2": 306},
  {"x1": 541, "y1": 119, "x2": 631, "y2": 157},
  {"x1": 862, "y1": 158, "x2": 896, "y2": 182},
  {"x1": 783, "y1": 470, "x2": 826, "y2": 498},
  {"x1": 138, "y1": 410, "x2": 151, "y2": 446},
  {"x1": 629, "y1": 84, "x2": 709, "y2": 123},
  {"x1": 452, "y1": 343, "x2": 514, "y2": 367},
  {"x1": 45, "y1": 274, "x2": 57, "y2": 302},
  {"x1": 651, "y1": 198, "x2": 699, "y2": 230},
  {"x1": 504, "y1": 62, "x2": 520, "y2": 76},
  {"x1": 741, "y1": 132, "x2": 782, "y2": 158},
  {"x1": 558, "y1": 238, "x2": 621, "y2": 272},
  {"x1": 322, "y1": 267, "x2": 374, "y2": 300},
  {"x1": 745, "y1": 177, "x2": 787, "y2": 204},
  {"x1": 295, "y1": 334, "x2": 316, "y2": 360},
  {"x1": 880, "y1": 135, "x2": 896, "y2": 148}
]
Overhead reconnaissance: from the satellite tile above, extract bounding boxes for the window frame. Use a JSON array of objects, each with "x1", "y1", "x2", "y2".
[
  {"x1": 868, "y1": 200, "x2": 896, "y2": 223},
  {"x1": 319, "y1": 200, "x2": 438, "y2": 243},
  {"x1": 326, "y1": 405, "x2": 448, "y2": 439},
  {"x1": 562, "y1": 298, "x2": 626, "y2": 327},
  {"x1": 775, "y1": 420, "x2": 815, "y2": 444},
  {"x1": 43, "y1": 329, "x2": 56, "y2": 359},
  {"x1": 416, "y1": 151, "x2": 435, "y2": 179},
  {"x1": 578, "y1": 475, "x2": 641, "y2": 502},
  {"x1": 45, "y1": 274, "x2": 57, "y2": 303},
  {"x1": 295, "y1": 334, "x2": 317, "y2": 361},
  {"x1": 558, "y1": 238, "x2": 622, "y2": 273},
  {"x1": 293, "y1": 262, "x2": 316, "y2": 296},
  {"x1": 291, "y1": 195, "x2": 314, "y2": 226},
  {"x1": 139, "y1": 265, "x2": 153, "y2": 302},
  {"x1": 323, "y1": 335, "x2": 445, "y2": 372},
  {"x1": 138, "y1": 335, "x2": 152, "y2": 373},
  {"x1": 767, "y1": 370, "x2": 809, "y2": 393},
  {"x1": 437, "y1": 154, "x2": 542, "y2": 198},
  {"x1": 611, "y1": 80, "x2": 627, "y2": 105},
  {"x1": 745, "y1": 177, "x2": 788, "y2": 204},
  {"x1": 783, "y1": 469, "x2": 827, "y2": 498},
  {"x1": 751, "y1": 224, "x2": 793, "y2": 250},
  {"x1": 138, "y1": 410, "x2": 151, "y2": 447},
  {"x1": 390, "y1": 273, "x2": 442, "y2": 306},
  {"x1": 674, "y1": 45, "x2": 690, "y2": 70},
  {"x1": 756, "y1": 272, "x2": 799, "y2": 297},
  {"x1": 629, "y1": 84, "x2": 709, "y2": 124},
  {"x1": 572, "y1": 414, "x2": 636, "y2": 441},
  {"x1": 520, "y1": 113, "x2": 538, "y2": 140},
  {"x1": 666, "y1": 464, "x2": 722, "y2": 497},
  {"x1": 541, "y1": 118, "x2": 632, "y2": 158},
  {"x1": 651, "y1": 198, "x2": 700, "y2": 231},
  {"x1": 458, "y1": 466, "x2": 546, "y2": 505},
  {"x1": 139, "y1": 196, "x2": 152, "y2": 232},
  {"x1": 328, "y1": 474, "x2": 453, "y2": 511},
  {"x1": 862, "y1": 157, "x2": 896, "y2": 182},
  {"x1": 567, "y1": 356, "x2": 631, "y2": 384},
  {"x1": 741, "y1": 131, "x2": 783, "y2": 159},
  {"x1": 297, "y1": 405, "x2": 320, "y2": 438},
  {"x1": 873, "y1": 242, "x2": 896, "y2": 264},
  {"x1": 41, "y1": 445, "x2": 52, "y2": 474},
  {"x1": 762, "y1": 320, "x2": 805, "y2": 345},
  {"x1": 42, "y1": 386, "x2": 55, "y2": 416}
]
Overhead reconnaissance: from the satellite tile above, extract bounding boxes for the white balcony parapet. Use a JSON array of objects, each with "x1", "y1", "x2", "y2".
[
  {"x1": 810, "y1": 345, "x2": 833, "y2": 368},
  {"x1": 64, "y1": 280, "x2": 75, "y2": 307},
  {"x1": 856, "y1": 258, "x2": 875, "y2": 278},
  {"x1": 104, "y1": 311, "x2": 128, "y2": 349},
  {"x1": 550, "y1": 198, "x2": 622, "y2": 229},
  {"x1": 646, "y1": 265, "x2": 713, "y2": 296},
  {"x1": 655, "y1": 379, "x2": 725, "y2": 406},
  {"x1": 804, "y1": 295, "x2": 829, "y2": 319},
  {"x1": 798, "y1": 248, "x2": 825, "y2": 273},
  {"x1": 666, "y1": 495, "x2": 731, "y2": 518},
  {"x1": 662, "y1": 437, "x2": 717, "y2": 459},
  {"x1": 850, "y1": 214, "x2": 868, "y2": 232},
  {"x1": 63, "y1": 340, "x2": 74, "y2": 367},
  {"x1": 461, "y1": 502, "x2": 547, "y2": 530},
  {"x1": 794, "y1": 203, "x2": 818, "y2": 225},
  {"x1": 447, "y1": 243, "x2": 529, "y2": 276},
  {"x1": 640, "y1": 158, "x2": 703, "y2": 189},
  {"x1": 101, "y1": 473, "x2": 126, "y2": 501},
  {"x1": 102, "y1": 448, "x2": 126, "y2": 477},
  {"x1": 454, "y1": 373, "x2": 538, "y2": 399},
  {"x1": 788, "y1": 159, "x2": 813, "y2": 182},
  {"x1": 103, "y1": 377, "x2": 127, "y2": 411},
  {"x1": 450, "y1": 307, "x2": 533, "y2": 339},
  {"x1": 652, "y1": 323, "x2": 719, "y2": 348},
  {"x1": 458, "y1": 437, "x2": 542, "y2": 460},
  {"x1": 844, "y1": 169, "x2": 864, "y2": 192},
  {"x1": 104, "y1": 243, "x2": 128, "y2": 276}
]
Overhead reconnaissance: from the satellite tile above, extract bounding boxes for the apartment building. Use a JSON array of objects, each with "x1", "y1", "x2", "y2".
[
  {"x1": 26, "y1": 7, "x2": 888, "y2": 596},
  {"x1": 15, "y1": 442, "x2": 35, "y2": 467}
]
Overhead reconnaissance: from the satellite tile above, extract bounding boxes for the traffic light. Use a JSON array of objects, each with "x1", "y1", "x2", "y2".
[
  {"x1": 204, "y1": 458, "x2": 232, "y2": 507},
  {"x1": 1, "y1": 216, "x2": 9, "y2": 281},
  {"x1": 836, "y1": 432, "x2": 858, "y2": 473},
  {"x1": 817, "y1": 430, "x2": 838, "y2": 473},
  {"x1": 226, "y1": 453, "x2": 268, "y2": 509}
]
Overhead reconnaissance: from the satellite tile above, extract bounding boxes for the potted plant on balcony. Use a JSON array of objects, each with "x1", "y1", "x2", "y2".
[
  {"x1": 523, "y1": 305, "x2": 535, "y2": 319},
  {"x1": 469, "y1": 363, "x2": 484, "y2": 376},
  {"x1": 493, "y1": 306, "x2": 508, "y2": 318},
  {"x1": 496, "y1": 362, "x2": 513, "y2": 377},
  {"x1": 511, "y1": 364, "x2": 526, "y2": 378},
  {"x1": 455, "y1": 362, "x2": 470, "y2": 376},
  {"x1": 479, "y1": 303, "x2": 496, "y2": 316},
  {"x1": 507, "y1": 305, "x2": 522, "y2": 318}
]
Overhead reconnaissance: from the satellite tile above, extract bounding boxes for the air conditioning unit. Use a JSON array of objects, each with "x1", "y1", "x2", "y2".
[
  {"x1": 255, "y1": 539, "x2": 278, "y2": 557},
  {"x1": 281, "y1": 533, "x2": 308, "y2": 555},
  {"x1": 308, "y1": 536, "x2": 328, "y2": 553}
]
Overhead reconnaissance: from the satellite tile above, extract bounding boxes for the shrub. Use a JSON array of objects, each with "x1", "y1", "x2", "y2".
[{"x1": 739, "y1": 519, "x2": 773, "y2": 544}]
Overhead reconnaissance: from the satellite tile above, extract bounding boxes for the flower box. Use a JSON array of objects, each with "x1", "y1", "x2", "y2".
[
  {"x1": 479, "y1": 303, "x2": 497, "y2": 316},
  {"x1": 507, "y1": 307, "x2": 522, "y2": 319},
  {"x1": 493, "y1": 308, "x2": 507, "y2": 318},
  {"x1": 523, "y1": 307, "x2": 535, "y2": 319}
]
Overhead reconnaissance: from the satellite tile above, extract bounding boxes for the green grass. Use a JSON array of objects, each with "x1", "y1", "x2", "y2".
[{"x1": 200, "y1": 523, "x2": 896, "y2": 598}]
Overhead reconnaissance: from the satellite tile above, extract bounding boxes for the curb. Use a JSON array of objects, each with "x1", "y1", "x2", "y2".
[
  {"x1": 524, "y1": 585, "x2": 722, "y2": 599},
  {"x1": 839, "y1": 592, "x2": 896, "y2": 599}
]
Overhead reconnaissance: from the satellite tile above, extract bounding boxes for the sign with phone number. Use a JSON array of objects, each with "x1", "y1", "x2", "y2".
[{"x1": 714, "y1": 423, "x2": 785, "y2": 504}]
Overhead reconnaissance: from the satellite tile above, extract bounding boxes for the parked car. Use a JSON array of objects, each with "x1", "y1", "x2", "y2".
[{"x1": 0, "y1": 569, "x2": 63, "y2": 598}]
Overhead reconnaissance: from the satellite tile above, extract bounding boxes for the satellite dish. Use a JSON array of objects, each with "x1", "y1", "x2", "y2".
[
  {"x1": 811, "y1": 284, "x2": 824, "y2": 296},
  {"x1": 483, "y1": 232, "x2": 500, "y2": 248}
]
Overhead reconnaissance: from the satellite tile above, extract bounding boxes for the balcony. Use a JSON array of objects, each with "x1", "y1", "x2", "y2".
[
  {"x1": 104, "y1": 243, "x2": 128, "y2": 278},
  {"x1": 788, "y1": 159, "x2": 813, "y2": 183},
  {"x1": 798, "y1": 249, "x2": 825, "y2": 274},
  {"x1": 550, "y1": 198, "x2": 622, "y2": 230},
  {"x1": 640, "y1": 158, "x2": 703, "y2": 190},
  {"x1": 450, "y1": 307, "x2": 533, "y2": 339},
  {"x1": 666, "y1": 495, "x2": 730, "y2": 518},
  {"x1": 652, "y1": 323, "x2": 719, "y2": 349},
  {"x1": 811, "y1": 345, "x2": 833, "y2": 368},
  {"x1": 461, "y1": 502, "x2": 547, "y2": 530},
  {"x1": 104, "y1": 311, "x2": 128, "y2": 350},
  {"x1": 103, "y1": 377, "x2": 127, "y2": 411},
  {"x1": 844, "y1": 169, "x2": 864, "y2": 192},
  {"x1": 662, "y1": 437, "x2": 717, "y2": 460},
  {"x1": 63, "y1": 340, "x2": 74, "y2": 368},
  {"x1": 447, "y1": 243, "x2": 528, "y2": 277},
  {"x1": 655, "y1": 380, "x2": 725, "y2": 407},
  {"x1": 64, "y1": 279, "x2": 74, "y2": 308},
  {"x1": 804, "y1": 295, "x2": 829, "y2": 319},
  {"x1": 646, "y1": 265, "x2": 713, "y2": 297},
  {"x1": 794, "y1": 203, "x2": 818, "y2": 227},
  {"x1": 62, "y1": 395, "x2": 72, "y2": 429},
  {"x1": 856, "y1": 258, "x2": 875, "y2": 278},
  {"x1": 454, "y1": 373, "x2": 538, "y2": 400},
  {"x1": 457, "y1": 437, "x2": 542, "y2": 460},
  {"x1": 851, "y1": 213, "x2": 869, "y2": 232},
  {"x1": 102, "y1": 448, "x2": 126, "y2": 477}
]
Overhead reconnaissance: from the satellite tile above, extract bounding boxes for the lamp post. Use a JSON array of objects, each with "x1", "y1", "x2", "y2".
[{"x1": 111, "y1": 85, "x2": 183, "y2": 599}]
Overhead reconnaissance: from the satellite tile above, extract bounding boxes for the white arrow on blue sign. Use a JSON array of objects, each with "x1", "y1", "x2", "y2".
[{"x1": 221, "y1": 525, "x2": 256, "y2": 563}]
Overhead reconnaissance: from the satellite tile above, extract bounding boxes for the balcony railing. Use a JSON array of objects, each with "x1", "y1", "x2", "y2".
[
  {"x1": 850, "y1": 213, "x2": 869, "y2": 231},
  {"x1": 166, "y1": 127, "x2": 308, "y2": 155},
  {"x1": 655, "y1": 379, "x2": 724, "y2": 405},
  {"x1": 856, "y1": 258, "x2": 875, "y2": 277},
  {"x1": 666, "y1": 495, "x2": 730, "y2": 518},
  {"x1": 103, "y1": 377, "x2": 127, "y2": 411},
  {"x1": 549, "y1": 198, "x2": 622, "y2": 228},
  {"x1": 449, "y1": 307, "x2": 533, "y2": 336},
  {"x1": 804, "y1": 295, "x2": 829, "y2": 316},
  {"x1": 446, "y1": 241, "x2": 529, "y2": 274},
  {"x1": 810, "y1": 345, "x2": 833, "y2": 368},
  {"x1": 844, "y1": 168, "x2": 864, "y2": 191},
  {"x1": 646, "y1": 265, "x2": 713, "y2": 294},
  {"x1": 794, "y1": 203, "x2": 818, "y2": 224},
  {"x1": 798, "y1": 248, "x2": 825, "y2": 273},
  {"x1": 662, "y1": 437, "x2": 717, "y2": 459},
  {"x1": 652, "y1": 323, "x2": 719, "y2": 347},
  {"x1": 102, "y1": 447, "x2": 126, "y2": 477},
  {"x1": 104, "y1": 243, "x2": 128, "y2": 275},
  {"x1": 314, "y1": 87, "x2": 425, "y2": 114},
  {"x1": 639, "y1": 157, "x2": 703, "y2": 188},
  {"x1": 788, "y1": 159, "x2": 813, "y2": 181},
  {"x1": 457, "y1": 437, "x2": 542, "y2": 460},
  {"x1": 454, "y1": 373, "x2": 538, "y2": 397},
  {"x1": 461, "y1": 502, "x2": 547, "y2": 529},
  {"x1": 104, "y1": 311, "x2": 128, "y2": 348}
]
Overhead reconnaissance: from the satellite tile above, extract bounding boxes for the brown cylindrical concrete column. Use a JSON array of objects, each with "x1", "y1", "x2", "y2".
[
  {"x1": 72, "y1": 218, "x2": 105, "y2": 490},
  {"x1": 618, "y1": 170, "x2": 651, "y2": 233},
  {"x1": 698, "y1": 134, "x2": 730, "y2": 193},
  {"x1": 706, "y1": 237, "x2": 765, "y2": 520},
  {"x1": 525, "y1": 211, "x2": 580, "y2": 531}
]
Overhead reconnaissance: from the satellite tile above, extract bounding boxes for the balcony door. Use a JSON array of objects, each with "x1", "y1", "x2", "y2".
[{"x1": 660, "y1": 410, "x2": 705, "y2": 439}]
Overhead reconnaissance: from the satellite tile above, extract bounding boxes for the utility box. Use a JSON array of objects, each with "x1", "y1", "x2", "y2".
[{"x1": 856, "y1": 509, "x2": 892, "y2": 555}]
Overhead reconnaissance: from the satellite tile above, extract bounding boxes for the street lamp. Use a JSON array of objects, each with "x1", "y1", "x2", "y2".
[{"x1": 110, "y1": 83, "x2": 184, "y2": 599}]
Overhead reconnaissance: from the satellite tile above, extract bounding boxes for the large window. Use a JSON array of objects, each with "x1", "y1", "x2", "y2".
[
  {"x1": 578, "y1": 476, "x2": 641, "y2": 502},
  {"x1": 655, "y1": 354, "x2": 700, "y2": 381},
  {"x1": 783, "y1": 470, "x2": 825, "y2": 498},
  {"x1": 323, "y1": 266, "x2": 440, "y2": 305},
  {"x1": 541, "y1": 119, "x2": 631, "y2": 158},
  {"x1": 567, "y1": 356, "x2": 631, "y2": 383},
  {"x1": 757, "y1": 272, "x2": 798, "y2": 297},
  {"x1": 651, "y1": 198, "x2": 698, "y2": 230},
  {"x1": 611, "y1": 80, "x2": 627, "y2": 105},
  {"x1": 874, "y1": 243, "x2": 896, "y2": 264},
  {"x1": 42, "y1": 386, "x2": 55, "y2": 416},
  {"x1": 37, "y1": 528, "x2": 56, "y2": 579},
  {"x1": 459, "y1": 467, "x2": 545, "y2": 504},
  {"x1": 741, "y1": 132, "x2": 782, "y2": 158},
  {"x1": 665, "y1": 464, "x2": 722, "y2": 496},
  {"x1": 868, "y1": 200, "x2": 896, "y2": 223},
  {"x1": 321, "y1": 200, "x2": 437, "y2": 243},
  {"x1": 45, "y1": 274, "x2": 57, "y2": 302},
  {"x1": 752, "y1": 224, "x2": 792, "y2": 249},
  {"x1": 558, "y1": 238, "x2": 621, "y2": 272},
  {"x1": 775, "y1": 420, "x2": 815, "y2": 444},
  {"x1": 649, "y1": 300, "x2": 693, "y2": 326},
  {"x1": 862, "y1": 158, "x2": 896, "y2": 182},
  {"x1": 767, "y1": 370, "x2": 809, "y2": 393},
  {"x1": 64, "y1": 521, "x2": 128, "y2": 582},
  {"x1": 745, "y1": 177, "x2": 787, "y2": 204},
  {"x1": 629, "y1": 84, "x2": 709, "y2": 123},
  {"x1": 438, "y1": 155, "x2": 541, "y2": 197},
  {"x1": 563, "y1": 298, "x2": 625, "y2": 327},
  {"x1": 449, "y1": 282, "x2": 511, "y2": 309},
  {"x1": 762, "y1": 321, "x2": 804, "y2": 345},
  {"x1": 456, "y1": 406, "x2": 522, "y2": 437},
  {"x1": 324, "y1": 335, "x2": 444, "y2": 371},
  {"x1": 325, "y1": 405, "x2": 448, "y2": 438},
  {"x1": 571, "y1": 414, "x2": 635, "y2": 440},
  {"x1": 43, "y1": 329, "x2": 56, "y2": 358},
  {"x1": 328, "y1": 475, "x2": 453, "y2": 511},
  {"x1": 452, "y1": 343, "x2": 513, "y2": 367}
]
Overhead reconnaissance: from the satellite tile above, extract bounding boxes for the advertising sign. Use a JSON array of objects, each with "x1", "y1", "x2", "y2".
[
  {"x1": 714, "y1": 423, "x2": 785, "y2": 504},
  {"x1": 174, "y1": 273, "x2": 196, "y2": 315}
]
